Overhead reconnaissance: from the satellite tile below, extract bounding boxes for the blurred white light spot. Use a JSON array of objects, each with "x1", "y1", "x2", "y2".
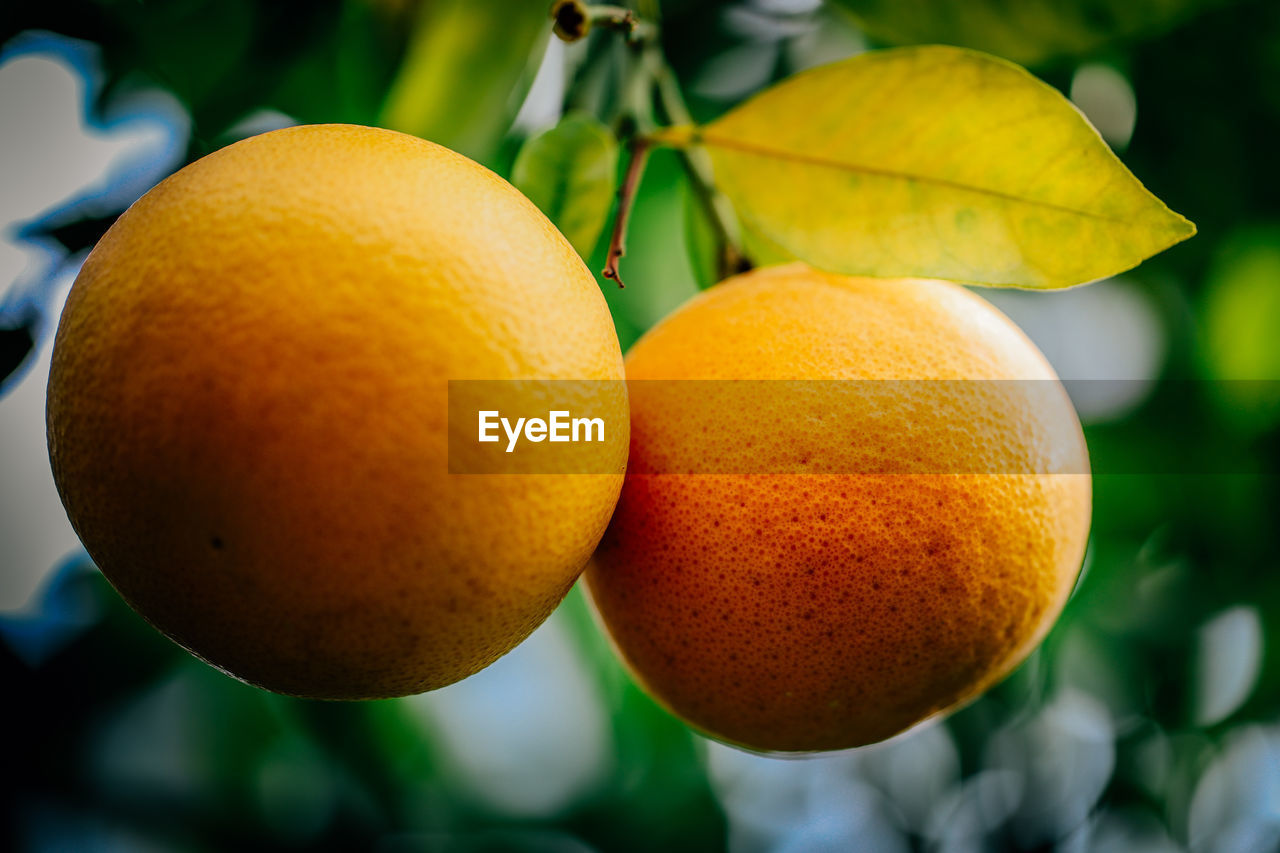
[
  {"x1": 753, "y1": 0, "x2": 823, "y2": 16},
  {"x1": 91, "y1": 669, "x2": 207, "y2": 800},
  {"x1": 858, "y1": 720, "x2": 960, "y2": 832},
  {"x1": 225, "y1": 109, "x2": 297, "y2": 140},
  {"x1": 706, "y1": 743, "x2": 823, "y2": 850},
  {"x1": 705, "y1": 744, "x2": 905, "y2": 853},
  {"x1": 1053, "y1": 626, "x2": 1140, "y2": 721},
  {"x1": 725, "y1": 4, "x2": 816, "y2": 41},
  {"x1": 0, "y1": 41, "x2": 184, "y2": 291},
  {"x1": 986, "y1": 690, "x2": 1115, "y2": 846},
  {"x1": 1070, "y1": 63, "x2": 1137, "y2": 150},
  {"x1": 0, "y1": 265, "x2": 82, "y2": 612},
  {"x1": 1188, "y1": 726, "x2": 1280, "y2": 853},
  {"x1": 1089, "y1": 808, "x2": 1183, "y2": 853},
  {"x1": 925, "y1": 769, "x2": 1024, "y2": 850},
  {"x1": 0, "y1": 35, "x2": 187, "y2": 613},
  {"x1": 775, "y1": 781, "x2": 906, "y2": 853},
  {"x1": 692, "y1": 42, "x2": 781, "y2": 101},
  {"x1": 1132, "y1": 727, "x2": 1175, "y2": 800},
  {"x1": 512, "y1": 38, "x2": 566, "y2": 135},
  {"x1": 404, "y1": 609, "x2": 611, "y2": 818},
  {"x1": 0, "y1": 237, "x2": 43, "y2": 301},
  {"x1": 0, "y1": 52, "x2": 115, "y2": 227},
  {"x1": 785, "y1": 8, "x2": 867, "y2": 73},
  {"x1": 978, "y1": 278, "x2": 1167, "y2": 423},
  {"x1": 1193, "y1": 606, "x2": 1263, "y2": 727}
]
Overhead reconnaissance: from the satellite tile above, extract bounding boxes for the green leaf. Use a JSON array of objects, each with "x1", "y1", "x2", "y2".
[
  {"x1": 659, "y1": 45, "x2": 1195, "y2": 290},
  {"x1": 683, "y1": 181, "x2": 795, "y2": 290},
  {"x1": 829, "y1": 0, "x2": 1229, "y2": 66},
  {"x1": 511, "y1": 113, "x2": 621, "y2": 259},
  {"x1": 378, "y1": 0, "x2": 551, "y2": 166},
  {"x1": 681, "y1": 180, "x2": 721, "y2": 290}
]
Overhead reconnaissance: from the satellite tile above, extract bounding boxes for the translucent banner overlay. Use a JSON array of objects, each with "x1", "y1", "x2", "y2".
[{"x1": 448, "y1": 380, "x2": 1278, "y2": 475}]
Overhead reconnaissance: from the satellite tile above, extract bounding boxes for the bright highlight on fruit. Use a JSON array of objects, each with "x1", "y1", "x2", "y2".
[
  {"x1": 586, "y1": 264, "x2": 1092, "y2": 753},
  {"x1": 46, "y1": 124, "x2": 628, "y2": 699}
]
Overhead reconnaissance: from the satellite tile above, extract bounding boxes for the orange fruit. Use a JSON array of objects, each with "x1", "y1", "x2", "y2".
[
  {"x1": 585, "y1": 263, "x2": 1090, "y2": 752},
  {"x1": 46, "y1": 124, "x2": 627, "y2": 699}
]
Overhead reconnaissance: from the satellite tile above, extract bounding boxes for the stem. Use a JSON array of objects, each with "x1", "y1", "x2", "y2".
[
  {"x1": 575, "y1": 1, "x2": 746, "y2": 286},
  {"x1": 551, "y1": 2, "x2": 639, "y2": 43},
  {"x1": 602, "y1": 138, "x2": 652, "y2": 288},
  {"x1": 650, "y1": 51, "x2": 748, "y2": 280}
]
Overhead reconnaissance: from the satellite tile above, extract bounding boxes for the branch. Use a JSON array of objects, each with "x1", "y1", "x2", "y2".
[{"x1": 602, "y1": 138, "x2": 652, "y2": 288}]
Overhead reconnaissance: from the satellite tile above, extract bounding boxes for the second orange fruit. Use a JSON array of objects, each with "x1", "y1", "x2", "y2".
[{"x1": 586, "y1": 263, "x2": 1091, "y2": 752}]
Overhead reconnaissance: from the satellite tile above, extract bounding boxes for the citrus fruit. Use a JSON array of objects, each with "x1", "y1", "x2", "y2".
[
  {"x1": 585, "y1": 263, "x2": 1090, "y2": 752},
  {"x1": 46, "y1": 124, "x2": 627, "y2": 699}
]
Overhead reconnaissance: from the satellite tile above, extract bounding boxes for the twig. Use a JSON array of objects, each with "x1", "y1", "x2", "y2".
[
  {"x1": 561, "y1": 0, "x2": 744, "y2": 288},
  {"x1": 602, "y1": 138, "x2": 652, "y2": 288},
  {"x1": 552, "y1": 2, "x2": 638, "y2": 43}
]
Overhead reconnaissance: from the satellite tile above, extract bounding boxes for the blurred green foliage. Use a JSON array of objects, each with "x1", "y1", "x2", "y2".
[
  {"x1": 828, "y1": 0, "x2": 1233, "y2": 66},
  {"x1": 2, "y1": 0, "x2": 408, "y2": 153},
  {"x1": 3, "y1": 0, "x2": 1280, "y2": 850},
  {"x1": 380, "y1": 0, "x2": 551, "y2": 164}
]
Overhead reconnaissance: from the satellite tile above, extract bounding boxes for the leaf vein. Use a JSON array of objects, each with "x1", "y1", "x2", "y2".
[{"x1": 699, "y1": 131, "x2": 1128, "y2": 224}]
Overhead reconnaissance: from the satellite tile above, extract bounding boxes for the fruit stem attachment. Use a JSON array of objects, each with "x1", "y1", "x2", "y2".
[{"x1": 603, "y1": 137, "x2": 652, "y2": 288}]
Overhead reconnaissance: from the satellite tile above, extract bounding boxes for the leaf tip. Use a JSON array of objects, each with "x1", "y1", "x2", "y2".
[
  {"x1": 1159, "y1": 206, "x2": 1197, "y2": 248},
  {"x1": 1179, "y1": 213, "x2": 1198, "y2": 240}
]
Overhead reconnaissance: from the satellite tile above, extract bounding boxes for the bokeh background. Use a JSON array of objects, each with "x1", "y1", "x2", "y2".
[{"x1": 3, "y1": 1, "x2": 1280, "y2": 850}]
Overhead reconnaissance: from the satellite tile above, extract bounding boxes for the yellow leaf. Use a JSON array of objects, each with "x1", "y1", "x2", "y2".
[{"x1": 659, "y1": 46, "x2": 1195, "y2": 289}]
